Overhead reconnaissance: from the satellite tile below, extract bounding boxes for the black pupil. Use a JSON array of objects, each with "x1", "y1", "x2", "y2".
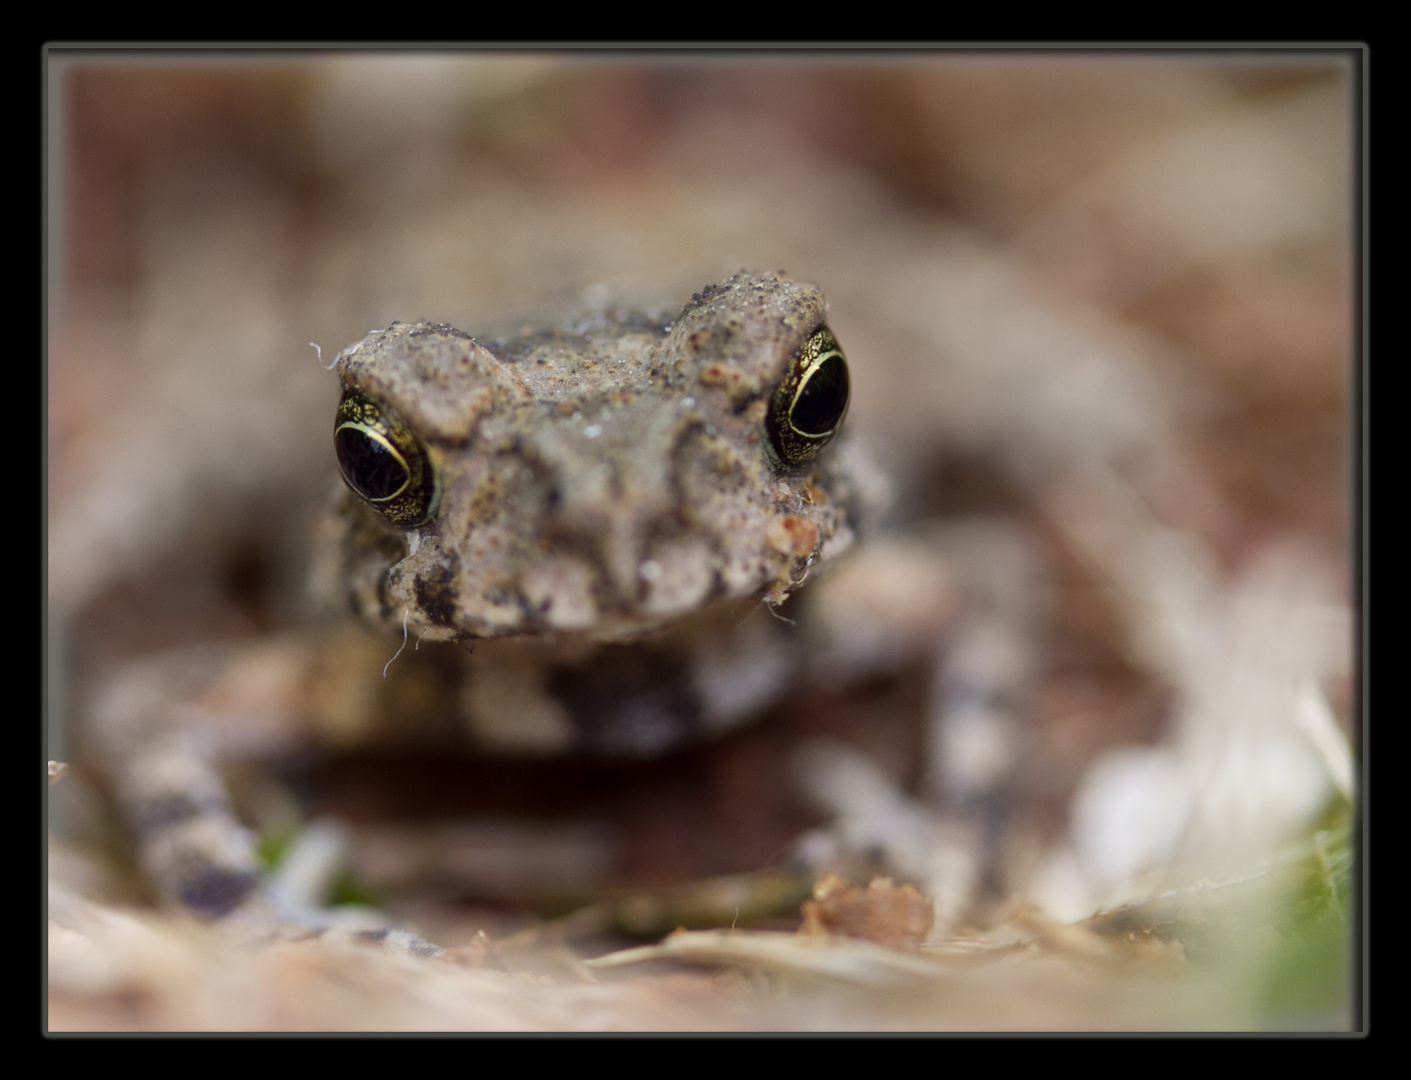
[
  {"x1": 791, "y1": 354, "x2": 849, "y2": 436},
  {"x1": 336, "y1": 427, "x2": 407, "y2": 502}
]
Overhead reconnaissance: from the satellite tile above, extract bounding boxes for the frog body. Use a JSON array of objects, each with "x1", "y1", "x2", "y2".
[{"x1": 90, "y1": 271, "x2": 886, "y2": 917}]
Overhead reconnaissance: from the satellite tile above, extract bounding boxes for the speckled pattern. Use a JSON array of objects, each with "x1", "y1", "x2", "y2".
[{"x1": 323, "y1": 271, "x2": 866, "y2": 643}]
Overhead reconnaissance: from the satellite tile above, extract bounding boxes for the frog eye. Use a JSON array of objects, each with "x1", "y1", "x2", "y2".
[
  {"x1": 334, "y1": 390, "x2": 439, "y2": 527},
  {"x1": 764, "y1": 325, "x2": 850, "y2": 467}
]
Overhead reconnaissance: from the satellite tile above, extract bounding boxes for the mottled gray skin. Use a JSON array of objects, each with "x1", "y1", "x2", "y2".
[
  {"x1": 91, "y1": 273, "x2": 873, "y2": 918},
  {"x1": 321, "y1": 271, "x2": 863, "y2": 646}
]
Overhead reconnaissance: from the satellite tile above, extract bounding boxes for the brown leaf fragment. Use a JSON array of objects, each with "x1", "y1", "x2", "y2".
[{"x1": 798, "y1": 873, "x2": 935, "y2": 952}]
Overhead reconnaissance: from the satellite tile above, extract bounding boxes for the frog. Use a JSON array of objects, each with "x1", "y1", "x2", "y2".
[{"x1": 87, "y1": 270, "x2": 887, "y2": 925}]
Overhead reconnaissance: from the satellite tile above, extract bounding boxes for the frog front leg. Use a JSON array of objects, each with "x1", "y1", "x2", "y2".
[
  {"x1": 791, "y1": 522, "x2": 1045, "y2": 932},
  {"x1": 88, "y1": 627, "x2": 417, "y2": 921}
]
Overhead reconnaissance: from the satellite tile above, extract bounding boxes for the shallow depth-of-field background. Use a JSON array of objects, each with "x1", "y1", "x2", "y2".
[{"x1": 47, "y1": 51, "x2": 1357, "y2": 1031}]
